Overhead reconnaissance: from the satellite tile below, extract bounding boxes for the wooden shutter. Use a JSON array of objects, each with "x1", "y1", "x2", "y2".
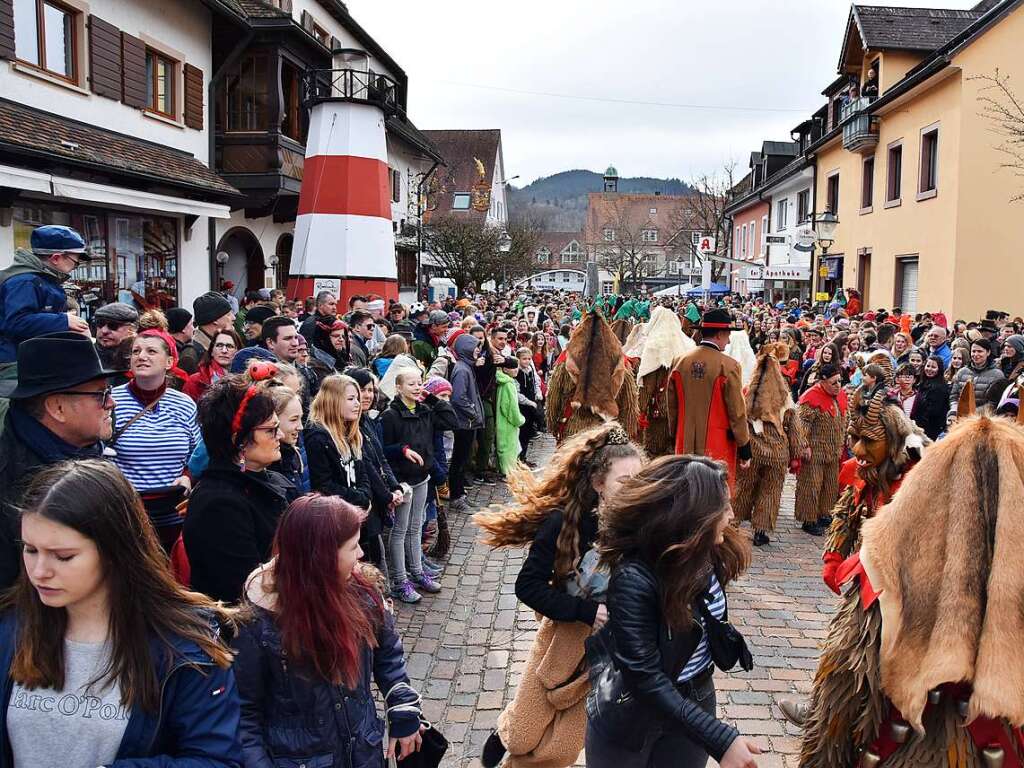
[
  {"x1": 327, "y1": 35, "x2": 340, "y2": 53},
  {"x1": 121, "y1": 32, "x2": 147, "y2": 109},
  {"x1": 300, "y1": 10, "x2": 313, "y2": 33},
  {"x1": 183, "y1": 63, "x2": 203, "y2": 130},
  {"x1": 0, "y1": 0, "x2": 15, "y2": 61},
  {"x1": 88, "y1": 16, "x2": 122, "y2": 100}
]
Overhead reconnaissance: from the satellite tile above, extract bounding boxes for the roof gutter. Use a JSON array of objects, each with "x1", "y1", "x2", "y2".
[{"x1": 207, "y1": 25, "x2": 255, "y2": 291}]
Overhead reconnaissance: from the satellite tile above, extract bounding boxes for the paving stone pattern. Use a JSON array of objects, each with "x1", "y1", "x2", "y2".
[{"x1": 392, "y1": 435, "x2": 833, "y2": 767}]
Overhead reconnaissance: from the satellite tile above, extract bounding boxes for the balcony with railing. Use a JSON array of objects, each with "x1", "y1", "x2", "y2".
[
  {"x1": 841, "y1": 97, "x2": 879, "y2": 155},
  {"x1": 303, "y1": 67, "x2": 399, "y2": 114}
]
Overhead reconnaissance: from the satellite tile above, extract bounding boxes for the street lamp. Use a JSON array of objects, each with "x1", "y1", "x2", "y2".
[{"x1": 811, "y1": 210, "x2": 839, "y2": 304}]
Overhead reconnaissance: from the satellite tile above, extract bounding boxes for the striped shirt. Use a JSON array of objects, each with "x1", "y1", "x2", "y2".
[
  {"x1": 110, "y1": 385, "x2": 199, "y2": 521},
  {"x1": 678, "y1": 571, "x2": 726, "y2": 682}
]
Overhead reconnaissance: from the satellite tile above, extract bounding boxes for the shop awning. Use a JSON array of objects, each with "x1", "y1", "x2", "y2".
[
  {"x1": 0, "y1": 164, "x2": 51, "y2": 193},
  {"x1": 50, "y1": 177, "x2": 231, "y2": 219}
]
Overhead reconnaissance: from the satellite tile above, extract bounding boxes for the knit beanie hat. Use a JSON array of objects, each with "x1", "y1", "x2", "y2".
[
  {"x1": 166, "y1": 307, "x2": 192, "y2": 334},
  {"x1": 244, "y1": 305, "x2": 277, "y2": 326},
  {"x1": 424, "y1": 377, "x2": 453, "y2": 396},
  {"x1": 230, "y1": 346, "x2": 276, "y2": 374},
  {"x1": 193, "y1": 291, "x2": 232, "y2": 326}
]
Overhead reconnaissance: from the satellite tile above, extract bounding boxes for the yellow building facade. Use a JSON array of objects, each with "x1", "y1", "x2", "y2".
[{"x1": 811, "y1": 1, "x2": 1024, "y2": 319}]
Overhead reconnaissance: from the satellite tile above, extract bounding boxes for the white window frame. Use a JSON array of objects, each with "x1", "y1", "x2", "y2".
[
  {"x1": 641, "y1": 228, "x2": 658, "y2": 243},
  {"x1": 776, "y1": 199, "x2": 788, "y2": 230},
  {"x1": 452, "y1": 193, "x2": 471, "y2": 210},
  {"x1": 603, "y1": 228, "x2": 616, "y2": 242}
]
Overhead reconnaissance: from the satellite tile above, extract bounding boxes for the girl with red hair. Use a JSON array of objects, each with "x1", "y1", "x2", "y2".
[{"x1": 234, "y1": 494, "x2": 424, "y2": 766}]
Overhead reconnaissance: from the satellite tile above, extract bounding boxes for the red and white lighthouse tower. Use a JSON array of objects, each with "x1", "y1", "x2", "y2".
[{"x1": 288, "y1": 54, "x2": 398, "y2": 305}]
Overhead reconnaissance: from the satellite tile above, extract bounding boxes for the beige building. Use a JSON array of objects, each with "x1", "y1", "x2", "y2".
[{"x1": 808, "y1": 0, "x2": 1024, "y2": 318}]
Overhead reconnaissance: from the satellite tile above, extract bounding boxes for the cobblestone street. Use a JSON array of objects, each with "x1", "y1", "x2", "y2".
[{"x1": 393, "y1": 435, "x2": 834, "y2": 767}]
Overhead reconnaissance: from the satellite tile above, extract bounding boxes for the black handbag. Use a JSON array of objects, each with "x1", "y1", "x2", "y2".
[
  {"x1": 393, "y1": 720, "x2": 448, "y2": 768},
  {"x1": 584, "y1": 631, "x2": 650, "y2": 750},
  {"x1": 696, "y1": 592, "x2": 754, "y2": 672}
]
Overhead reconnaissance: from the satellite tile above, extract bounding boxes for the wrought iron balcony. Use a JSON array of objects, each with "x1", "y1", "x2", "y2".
[
  {"x1": 303, "y1": 68, "x2": 399, "y2": 114},
  {"x1": 840, "y1": 97, "x2": 879, "y2": 155}
]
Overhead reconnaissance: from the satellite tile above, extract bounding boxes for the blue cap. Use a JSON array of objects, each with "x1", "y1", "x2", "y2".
[{"x1": 30, "y1": 225, "x2": 88, "y2": 256}]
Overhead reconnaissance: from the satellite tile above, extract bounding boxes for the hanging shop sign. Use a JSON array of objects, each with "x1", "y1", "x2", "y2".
[{"x1": 764, "y1": 265, "x2": 810, "y2": 281}]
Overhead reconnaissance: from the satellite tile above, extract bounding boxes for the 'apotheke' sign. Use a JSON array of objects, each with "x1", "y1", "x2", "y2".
[{"x1": 763, "y1": 266, "x2": 810, "y2": 280}]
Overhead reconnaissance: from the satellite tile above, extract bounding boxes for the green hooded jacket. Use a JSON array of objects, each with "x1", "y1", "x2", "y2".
[{"x1": 495, "y1": 370, "x2": 526, "y2": 474}]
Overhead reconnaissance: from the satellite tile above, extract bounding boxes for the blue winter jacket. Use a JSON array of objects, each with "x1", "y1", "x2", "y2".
[
  {"x1": 0, "y1": 262, "x2": 70, "y2": 363},
  {"x1": 232, "y1": 602, "x2": 421, "y2": 768},
  {"x1": 0, "y1": 612, "x2": 243, "y2": 767}
]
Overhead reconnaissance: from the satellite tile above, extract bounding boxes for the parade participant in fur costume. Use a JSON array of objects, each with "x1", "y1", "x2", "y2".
[
  {"x1": 667, "y1": 308, "x2": 752, "y2": 486},
  {"x1": 472, "y1": 423, "x2": 644, "y2": 768},
  {"x1": 726, "y1": 330, "x2": 758, "y2": 387},
  {"x1": 783, "y1": 400, "x2": 1024, "y2": 768},
  {"x1": 636, "y1": 307, "x2": 695, "y2": 457},
  {"x1": 609, "y1": 318, "x2": 631, "y2": 346},
  {"x1": 621, "y1": 322, "x2": 648, "y2": 368},
  {"x1": 545, "y1": 312, "x2": 640, "y2": 443},
  {"x1": 819, "y1": 386, "x2": 926, "y2": 593},
  {"x1": 733, "y1": 342, "x2": 807, "y2": 546},
  {"x1": 793, "y1": 364, "x2": 847, "y2": 536}
]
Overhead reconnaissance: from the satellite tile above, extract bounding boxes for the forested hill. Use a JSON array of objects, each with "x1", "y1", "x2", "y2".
[{"x1": 509, "y1": 170, "x2": 693, "y2": 230}]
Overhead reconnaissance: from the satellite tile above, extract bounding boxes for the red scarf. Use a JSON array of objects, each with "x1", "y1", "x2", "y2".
[
  {"x1": 127, "y1": 379, "x2": 167, "y2": 406},
  {"x1": 798, "y1": 382, "x2": 847, "y2": 417}
]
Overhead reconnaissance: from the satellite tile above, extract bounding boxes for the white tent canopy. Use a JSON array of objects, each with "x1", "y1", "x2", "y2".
[{"x1": 652, "y1": 284, "x2": 695, "y2": 297}]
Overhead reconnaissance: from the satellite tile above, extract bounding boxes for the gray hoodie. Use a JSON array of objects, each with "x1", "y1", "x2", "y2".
[{"x1": 450, "y1": 334, "x2": 484, "y2": 430}]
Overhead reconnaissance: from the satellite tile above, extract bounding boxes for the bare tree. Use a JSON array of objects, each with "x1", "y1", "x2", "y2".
[
  {"x1": 678, "y1": 162, "x2": 738, "y2": 282},
  {"x1": 421, "y1": 216, "x2": 503, "y2": 295},
  {"x1": 501, "y1": 213, "x2": 545, "y2": 286},
  {"x1": 972, "y1": 69, "x2": 1024, "y2": 201}
]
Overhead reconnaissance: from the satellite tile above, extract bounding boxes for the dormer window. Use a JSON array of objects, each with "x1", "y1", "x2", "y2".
[
  {"x1": 642, "y1": 229, "x2": 658, "y2": 243},
  {"x1": 452, "y1": 193, "x2": 471, "y2": 210}
]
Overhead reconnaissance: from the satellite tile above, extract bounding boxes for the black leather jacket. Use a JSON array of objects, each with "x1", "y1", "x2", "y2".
[{"x1": 597, "y1": 558, "x2": 739, "y2": 760}]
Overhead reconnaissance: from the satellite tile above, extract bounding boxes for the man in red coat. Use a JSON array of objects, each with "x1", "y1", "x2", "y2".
[{"x1": 667, "y1": 308, "x2": 751, "y2": 484}]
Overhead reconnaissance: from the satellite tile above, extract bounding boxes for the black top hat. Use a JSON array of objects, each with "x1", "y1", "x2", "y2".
[
  {"x1": 10, "y1": 331, "x2": 125, "y2": 399},
  {"x1": 696, "y1": 307, "x2": 742, "y2": 331},
  {"x1": 979, "y1": 318, "x2": 999, "y2": 333}
]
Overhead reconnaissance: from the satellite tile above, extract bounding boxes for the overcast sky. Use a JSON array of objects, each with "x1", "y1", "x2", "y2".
[{"x1": 346, "y1": 0, "x2": 979, "y2": 186}]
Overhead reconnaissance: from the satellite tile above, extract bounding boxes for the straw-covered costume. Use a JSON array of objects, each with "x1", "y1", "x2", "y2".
[
  {"x1": 733, "y1": 343, "x2": 806, "y2": 538},
  {"x1": 793, "y1": 379, "x2": 847, "y2": 525},
  {"x1": 796, "y1": 407, "x2": 1024, "y2": 768},
  {"x1": 635, "y1": 307, "x2": 694, "y2": 457},
  {"x1": 545, "y1": 312, "x2": 639, "y2": 444}
]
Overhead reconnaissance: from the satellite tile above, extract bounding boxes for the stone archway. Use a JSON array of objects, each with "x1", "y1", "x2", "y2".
[{"x1": 217, "y1": 227, "x2": 264, "y2": 299}]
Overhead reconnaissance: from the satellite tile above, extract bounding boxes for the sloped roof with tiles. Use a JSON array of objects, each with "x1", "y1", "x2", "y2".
[
  {"x1": 0, "y1": 99, "x2": 240, "y2": 199},
  {"x1": 420, "y1": 129, "x2": 501, "y2": 220},
  {"x1": 583, "y1": 193, "x2": 695, "y2": 247}
]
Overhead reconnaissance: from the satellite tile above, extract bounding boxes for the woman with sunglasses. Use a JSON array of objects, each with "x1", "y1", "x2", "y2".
[
  {"x1": 183, "y1": 377, "x2": 290, "y2": 604},
  {"x1": 184, "y1": 328, "x2": 242, "y2": 403},
  {"x1": 110, "y1": 329, "x2": 199, "y2": 551}
]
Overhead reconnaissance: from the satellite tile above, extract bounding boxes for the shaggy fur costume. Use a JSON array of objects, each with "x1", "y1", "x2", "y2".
[
  {"x1": 794, "y1": 384, "x2": 847, "y2": 523},
  {"x1": 636, "y1": 307, "x2": 695, "y2": 457},
  {"x1": 862, "y1": 416, "x2": 1024, "y2": 731},
  {"x1": 734, "y1": 346, "x2": 807, "y2": 532},
  {"x1": 496, "y1": 617, "x2": 592, "y2": 768},
  {"x1": 609, "y1": 319, "x2": 631, "y2": 345},
  {"x1": 546, "y1": 313, "x2": 639, "y2": 443},
  {"x1": 824, "y1": 389, "x2": 925, "y2": 559},
  {"x1": 799, "y1": 415, "x2": 1024, "y2": 767}
]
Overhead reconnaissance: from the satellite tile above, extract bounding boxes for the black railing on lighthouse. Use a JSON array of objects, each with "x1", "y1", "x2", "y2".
[{"x1": 303, "y1": 68, "x2": 399, "y2": 114}]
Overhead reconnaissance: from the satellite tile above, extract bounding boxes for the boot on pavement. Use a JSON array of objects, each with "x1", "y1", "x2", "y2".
[{"x1": 779, "y1": 698, "x2": 810, "y2": 726}]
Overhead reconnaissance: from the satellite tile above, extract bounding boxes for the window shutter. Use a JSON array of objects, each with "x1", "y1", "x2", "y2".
[
  {"x1": 121, "y1": 32, "x2": 147, "y2": 109},
  {"x1": 328, "y1": 35, "x2": 340, "y2": 52},
  {"x1": 183, "y1": 63, "x2": 204, "y2": 130},
  {"x1": 0, "y1": 0, "x2": 15, "y2": 61},
  {"x1": 88, "y1": 16, "x2": 122, "y2": 99},
  {"x1": 300, "y1": 10, "x2": 313, "y2": 32}
]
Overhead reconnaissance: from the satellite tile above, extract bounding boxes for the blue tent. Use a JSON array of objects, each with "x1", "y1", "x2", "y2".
[{"x1": 686, "y1": 283, "x2": 730, "y2": 296}]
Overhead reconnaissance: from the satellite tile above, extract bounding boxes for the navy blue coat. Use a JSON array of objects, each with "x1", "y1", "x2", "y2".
[
  {"x1": 232, "y1": 603, "x2": 420, "y2": 768},
  {"x1": 0, "y1": 612, "x2": 243, "y2": 767},
  {"x1": 0, "y1": 271, "x2": 70, "y2": 363}
]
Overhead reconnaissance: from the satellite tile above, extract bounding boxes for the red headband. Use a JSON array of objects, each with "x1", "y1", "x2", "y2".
[
  {"x1": 231, "y1": 386, "x2": 259, "y2": 439},
  {"x1": 701, "y1": 322, "x2": 734, "y2": 329}
]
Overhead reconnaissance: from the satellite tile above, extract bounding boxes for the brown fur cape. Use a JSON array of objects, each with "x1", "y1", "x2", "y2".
[
  {"x1": 745, "y1": 342, "x2": 793, "y2": 430},
  {"x1": 861, "y1": 415, "x2": 1024, "y2": 731},
  {"x1": 563, "y1": 312, "x2": 626, "y2": 421}
]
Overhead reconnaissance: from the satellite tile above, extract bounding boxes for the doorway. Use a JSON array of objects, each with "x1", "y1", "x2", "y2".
[
  {"x1": 857, "y1": 249, "x2": 872, "y2": 309},
  {"x1": 217, "y1": 228, "x2": 265, "y2": 300}
]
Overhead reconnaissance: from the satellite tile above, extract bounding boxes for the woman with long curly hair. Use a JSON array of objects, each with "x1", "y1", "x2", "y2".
[
  {"x1": 234, "y1": 494, "x2": 424, "y2": 767},
  {"x1": 587, "y1": 455, "x2": 761, "y2": 768},
  {"x1": 473, "y1": 422, "x2": 643, "y2": 768}
]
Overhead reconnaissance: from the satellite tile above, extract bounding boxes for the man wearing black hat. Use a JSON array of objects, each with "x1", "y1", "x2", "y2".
[
  {"x1": 0, "y1": 331, "x2": 122, "y2": 587},
  {"x1": 180, "y1": 291, "x2": 235, "y2": 374},
  {"x1": 667, "y1": 307, "x2": 752, "y2": 483},
  {"x1": 166, "y1": 307, "x2": 194, "y2": 356}
]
